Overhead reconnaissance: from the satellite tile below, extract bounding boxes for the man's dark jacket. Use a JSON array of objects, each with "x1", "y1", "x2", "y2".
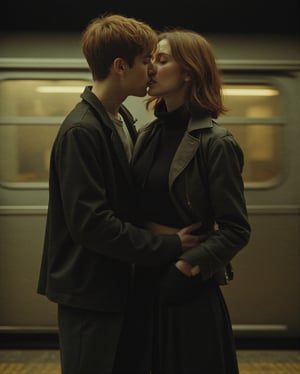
[{"x1": 37, "y1": 86, "x2": 181, "y2": 312}]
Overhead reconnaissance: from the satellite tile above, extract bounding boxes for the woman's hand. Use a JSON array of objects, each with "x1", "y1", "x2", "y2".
[
  {"x1": 175, "y1": 259, "x2": 193, "y2": 277},
  {"x1": 175, "y1": 260, "x2": 201, "y2": 277},
  {"x1": 190, "y1": 265, "x2": 201, "y2": 276}
]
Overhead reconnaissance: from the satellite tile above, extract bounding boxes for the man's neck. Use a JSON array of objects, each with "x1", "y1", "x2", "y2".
[{"x1": 92, "y1": 79, "x2": 126, "y2": 116}]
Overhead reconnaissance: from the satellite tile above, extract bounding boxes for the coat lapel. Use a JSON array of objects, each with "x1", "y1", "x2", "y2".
[
  {"x1": 169, "y1": 133, "x2": 200, "y2": 187},
  {"x1": 169, "y1": 117, "x2": 213, "y2": 187},
  {"x1": 81, "y1": 86, "x2": 135, "y2": 186},
  {"x1": 131, "y1": 122, "x2": 158, "y2": 164}
]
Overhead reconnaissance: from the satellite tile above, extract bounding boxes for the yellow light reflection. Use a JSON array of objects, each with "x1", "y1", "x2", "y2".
[
  {"x1": 222, "y1": 88, "x2": 279, "y2": 96},
  {"x1": 36, "y1": 86, "x2": 85, "y2": 93}
]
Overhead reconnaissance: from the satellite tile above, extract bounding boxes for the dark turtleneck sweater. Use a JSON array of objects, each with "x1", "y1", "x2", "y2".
[{"x1": 133, "y1": 103, "x2": 189, "y2": 227}]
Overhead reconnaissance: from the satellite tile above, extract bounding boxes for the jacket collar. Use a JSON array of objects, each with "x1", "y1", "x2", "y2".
[
  {"x1": 81, "y1": 86, "x2": 137, "y2": 132},
  {"x1": 187, "y1": 116, "x2": 214, "y2": 132},
  {"x1": 133, "y1": 110, "x2": 215, "y2": 187}
]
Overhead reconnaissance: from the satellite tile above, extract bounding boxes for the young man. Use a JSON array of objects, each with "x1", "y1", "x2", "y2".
[{"x1": 37, "y1": 14, "x2": 200, "y2": 374}]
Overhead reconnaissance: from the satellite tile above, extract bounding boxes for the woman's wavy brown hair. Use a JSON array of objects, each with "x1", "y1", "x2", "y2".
[{"x1": 146, "y1": 29, "x2": 227, "y2": 118}]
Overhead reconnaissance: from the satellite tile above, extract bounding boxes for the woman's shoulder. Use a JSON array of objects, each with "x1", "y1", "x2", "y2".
[
  {"x1": 190, "y1": 119, "x2": 231, "y2": 142},
  {"x1": 191, "y1": 120, "x2": 244, "y2": 163}
]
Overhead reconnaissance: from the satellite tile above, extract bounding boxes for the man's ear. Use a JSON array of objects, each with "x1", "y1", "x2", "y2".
[{"x1": 113, "y1": 58, "x2": 126, "y2": 73}]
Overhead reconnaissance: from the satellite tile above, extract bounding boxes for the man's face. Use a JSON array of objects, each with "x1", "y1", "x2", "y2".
[{"x1": 123, "y1": 52, "x2": 153, "y2": 97}]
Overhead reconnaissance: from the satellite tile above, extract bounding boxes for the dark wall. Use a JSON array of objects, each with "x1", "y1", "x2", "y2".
[{"x1": 2, "y1": 0, "x2": 299, "y2": 34}]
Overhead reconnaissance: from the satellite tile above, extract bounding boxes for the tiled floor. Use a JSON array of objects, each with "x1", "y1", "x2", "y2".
[{"x1": 0, "y1": 349, "x2": 299, "y2": 373}]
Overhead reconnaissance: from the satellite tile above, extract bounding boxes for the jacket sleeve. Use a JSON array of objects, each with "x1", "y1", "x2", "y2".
[
  {"x1": 54, "y1": 125, "x2": 181, "y2": 266},
  {"x1": 179, "y1": 133, "x2": 251, "y2": 280}
]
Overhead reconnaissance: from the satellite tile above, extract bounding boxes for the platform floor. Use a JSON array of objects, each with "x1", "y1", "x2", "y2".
[{"x1": 0, "y1": 349, "x2": 299, "y2": 373}]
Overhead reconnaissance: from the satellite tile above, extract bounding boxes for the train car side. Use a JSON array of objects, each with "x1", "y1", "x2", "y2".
[{"x1": 0, "y1": 33, "x2": 299, "y2": 339}]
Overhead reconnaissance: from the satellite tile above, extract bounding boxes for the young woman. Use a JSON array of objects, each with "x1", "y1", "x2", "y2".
[{"x1": 132, "y1": 29, "x2": 251, "y2": 374}]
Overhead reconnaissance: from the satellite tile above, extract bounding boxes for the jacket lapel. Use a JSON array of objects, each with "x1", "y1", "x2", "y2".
[
  {"x1": 131, "y1": 119, "x2": 161, "y2": 164},
  {"x1": 81, "y1": 86, "x2": 134, "y2": 186},
  {"x1": 169, "y1": 117, "x2": 213, "y2": 187},
  {"x1": 169, "y1": 133, "x2": 200, "y2": 187}
]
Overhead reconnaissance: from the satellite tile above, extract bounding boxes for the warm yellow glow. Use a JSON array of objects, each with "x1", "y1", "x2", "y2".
[
  {"x1": 36, "y1": 86, "x2": 279, "y2": 96},
  {"x1": 222, "y1": 88, "x2": 279, "y2": 96},
  {"x1": 36, "y1": 86, "x2": 85, "y2": 93}
]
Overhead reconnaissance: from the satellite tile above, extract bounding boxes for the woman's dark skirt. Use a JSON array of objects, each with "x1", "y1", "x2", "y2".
[{"x1": 151, "y1": 264, "x2": 239, "y2": 374}]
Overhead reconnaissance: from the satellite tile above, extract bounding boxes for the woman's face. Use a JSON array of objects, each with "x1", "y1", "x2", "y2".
[{"x1": 148, "y1": 38, "x2": 190, "y2": 110}]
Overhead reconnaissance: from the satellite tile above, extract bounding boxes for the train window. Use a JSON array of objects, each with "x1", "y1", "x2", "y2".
[
  {"x1": 0, "y1": 79, "x2": 88, "y2": 117},
  {"x1": 220, "y1": 84, "x2": 283, "y2": 187},
  {"x1": 0, "y1": 80, "x2": 284, "y2": 188},
  {"x1": 0, "y1": 79, "x2": 89, "y2": 185}
]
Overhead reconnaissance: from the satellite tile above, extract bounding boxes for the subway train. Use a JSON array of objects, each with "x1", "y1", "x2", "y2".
[{"x1": 0, "y1": 32, "x2": 299, "y2": 344}]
